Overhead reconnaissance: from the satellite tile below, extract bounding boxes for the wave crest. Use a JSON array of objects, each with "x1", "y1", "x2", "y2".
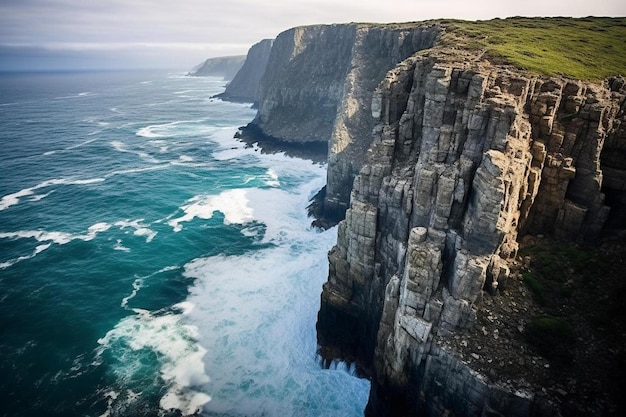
[{"x1": 96, "y1": 304, "x2": 210, "y2": 416}]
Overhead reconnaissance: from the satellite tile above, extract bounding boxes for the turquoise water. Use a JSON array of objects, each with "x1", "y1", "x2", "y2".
[{"x1": 0, "y1": 71, "x2": 369, "y2": 416}]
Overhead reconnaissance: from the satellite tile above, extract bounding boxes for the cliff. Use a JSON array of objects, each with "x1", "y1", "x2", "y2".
[
  {"x1": 241, "y1": 23, "x2": 440, "y2": 220},
  {"x1": 214, "y1": 39, "x2": 273, "y2": 104},
  {"x1": 316, "y1": 19, "x2": 626, "y2": 417},
  {"x1": 187, "y1": 55, "x2": 245, "y2": 79},
  {"x1": 229, "y1": 17, "x2": 626, "y2": 416}
]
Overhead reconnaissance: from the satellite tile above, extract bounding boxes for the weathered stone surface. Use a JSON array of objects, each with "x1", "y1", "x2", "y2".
[{"x1": 316, "y1": 36, "x2": 626, "y2": 417}]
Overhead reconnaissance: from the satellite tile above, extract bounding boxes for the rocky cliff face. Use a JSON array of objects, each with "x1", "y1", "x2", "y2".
[
  {"x1": 243, "y1": 23, "x2": 440, "y2": 221},
  {"x1": 188, "y1": 55, "x2": 245, "y2": 79},
  {"x1": 226, "y1": 19, "x2": 625, "y2": 416},
  {"x1": 214, "y1": 39, "x2": 273, "y2": 104},
  {"x1": 317, "y1": 39, "x2": 626, "y2": 416}
]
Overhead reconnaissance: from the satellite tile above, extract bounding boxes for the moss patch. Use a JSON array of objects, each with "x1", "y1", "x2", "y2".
[
  {"x1": 525, "y1": 315, "x2": 575, "y2": 364},
  {"x1": 440, "y1": 17, "x2": 626, "y2": 80},
  {"x1": 522, "y1": 272, "x2": 546, "y2": 305}
]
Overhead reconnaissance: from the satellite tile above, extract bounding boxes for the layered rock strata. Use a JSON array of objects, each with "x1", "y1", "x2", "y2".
[{"x1": 317, "y1": 46, "x2": 626, "y2": 416}]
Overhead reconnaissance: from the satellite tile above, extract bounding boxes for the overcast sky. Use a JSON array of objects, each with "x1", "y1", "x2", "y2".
[{"x1": 0, "y1": 0, "x2": 624, "y2": 71}]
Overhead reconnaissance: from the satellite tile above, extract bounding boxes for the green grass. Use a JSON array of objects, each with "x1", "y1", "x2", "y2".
[
  {"x1": 518, "y1": 241, "x2": 590, "y2": 312},
  {"x1": 440, "y1": 17, "x2": 626, "y2": 80}
]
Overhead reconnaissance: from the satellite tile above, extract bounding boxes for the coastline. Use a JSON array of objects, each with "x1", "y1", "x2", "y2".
[{"x1": 234, "y1": 122, "x2": 328, "y2": 164}]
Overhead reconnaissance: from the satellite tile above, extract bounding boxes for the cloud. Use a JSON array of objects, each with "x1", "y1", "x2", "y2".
[{"x1": 1, "y1": 0, "x2": 624, "y2": 70}]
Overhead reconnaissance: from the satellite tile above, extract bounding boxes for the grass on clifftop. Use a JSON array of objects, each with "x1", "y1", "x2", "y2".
[{"x1": 440, "y1": 17, "x2": 626, "y2": 80}]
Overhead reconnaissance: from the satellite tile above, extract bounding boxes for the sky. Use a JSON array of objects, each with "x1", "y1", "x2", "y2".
[{"x1": 0, "y1": 0, "x2": 624, "y2": 71}]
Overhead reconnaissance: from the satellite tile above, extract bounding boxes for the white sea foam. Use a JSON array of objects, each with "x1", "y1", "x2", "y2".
[
  {"x1": 28, "y1": 190, "x2": 55, "y2": 202},
  {"x1": 0, "y1": 222, "x2": 113, "y2": 270},
  {"x1": 0, "y1": 229, "x2": 87, "y2": 245},
  {"x1": 0, "y1": 219, "x2": 158, "y2": 270},
  {"x1": 104, "y1": 165, "x2": 169, "y2": 178},
  {"x1": 98, "y1": 390, "x2": 118, "y2": 417},
  {"x1": 96, "y1": 304, "x2": 210, "y2": 416},
  {"x1": 183, "y1": 219, "x2": 368, "y2": 415},
  {"x1": 0, "y1": 188, "x2": 37, "y2": 211},
  {"x1": 120, "y1": 266, "x2": 179, "y2": 309},
  {"x1": 114, "y1": 219, "x2": 157, "y2": 243},
  {"x1": 147, "y1": 140, "x2": 169, "y2": 153},
  {"x1": 178, "y1": 152, "x2": 369, "y2": 416},
  {"x1": 120, "y1": 277, "x2": 142, "y2": 309},
  {"x1": 113, "y1": 240, "x2": 131, "y2": 253},
  {"x1": 69, "y1": 138, "x2": 98, "y2": 148},
  {"x1": 209, "y1": 128, "x2": 252, "y2": 161},
  {"x1": 0, "y1": 243, "x2": 52, "y2": 270},
  {"x1": 167, "y1": 189, "x2": 254, "y2": 232},
  {"x1": 0, "y1": 177, "x2": 105, "y2": 211},
  {"x1": 44, "y1": 138, "x2": 99, "y2": 156},
  {"x1": 136, "y1": 126, "x2": 163, "y2": 138},
  {"x1": 264, "y1": 168, "x2": 280, "y2": 187},
  {"x1": 54, "y1": 91, "x2": 94, "y2": 100},
  {"x1": 135, "y1": 120, "x2": 212, "y2": 140},
  {"x1": 110, "y1": 141, "x2": 162, "y2": 164},
  {"x1": 88, "y1": 222, "x2": 112, "y2": 235}
]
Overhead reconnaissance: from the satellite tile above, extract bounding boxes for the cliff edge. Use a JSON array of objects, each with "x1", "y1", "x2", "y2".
[
  {"x1": 214, "y1": 39, "x2": 273, "y2": 104},
  {"x1": 241, "y1": 23, "x2": 440, "y2": 221}
]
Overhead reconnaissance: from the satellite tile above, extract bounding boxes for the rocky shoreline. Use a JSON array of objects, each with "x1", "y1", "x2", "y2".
[{"x1": 235, "y1": 123, "x2": 328, "y2": 163}]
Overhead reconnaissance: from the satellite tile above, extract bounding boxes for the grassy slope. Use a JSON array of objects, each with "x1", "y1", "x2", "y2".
[{"x1": 439, "y1": 17, "x2": 626, "y2": 80}]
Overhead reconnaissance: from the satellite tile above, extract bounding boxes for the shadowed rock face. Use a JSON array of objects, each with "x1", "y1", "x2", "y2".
[
  {"x1": 248, "y1": 23, "x2": 440, "y2": 223},
  {"x1": 214, "y1": 39, "x2": 273, "y2": 104}
]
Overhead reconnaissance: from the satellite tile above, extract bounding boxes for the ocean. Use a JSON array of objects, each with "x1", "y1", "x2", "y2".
[{"x1": 0, "y1": 71, "x2": 369, "y2": 417}]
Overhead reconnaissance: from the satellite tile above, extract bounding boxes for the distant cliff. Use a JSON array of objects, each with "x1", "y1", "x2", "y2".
[
  {"x1": 188, "y1": 55, "x2": 245, "y2": 79},
  {"x1": 226, "y1": 17, "x2": 626, "y2": 417},
  {"x1": 214, "y1": 39, "x2": 273, "y2": 104},
  {"x1": 242, "y1": 23, "x2": 440, "y2": 221}
]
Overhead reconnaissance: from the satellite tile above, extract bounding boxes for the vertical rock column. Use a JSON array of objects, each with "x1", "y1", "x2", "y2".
[{"x1": 319, "y1": 54, "x2": 554, "y2": 415}]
